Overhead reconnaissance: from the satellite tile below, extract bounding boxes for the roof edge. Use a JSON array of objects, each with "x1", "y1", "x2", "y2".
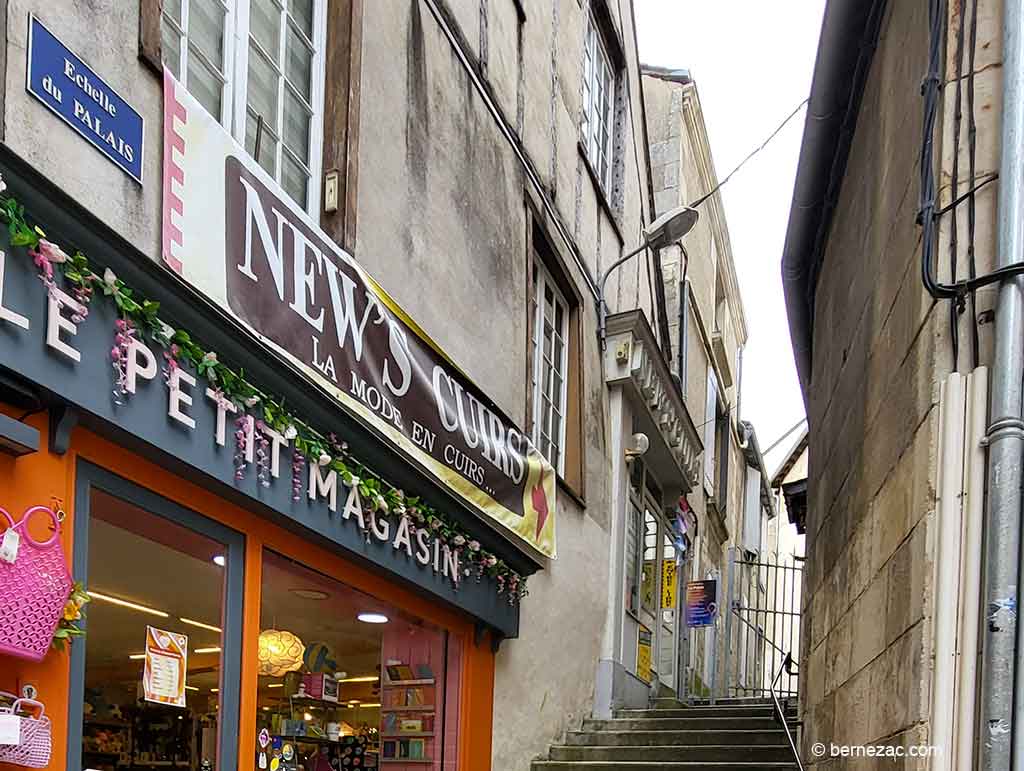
[{"x1": 781, "y1": 0, "x2": 889, "y2": 402}]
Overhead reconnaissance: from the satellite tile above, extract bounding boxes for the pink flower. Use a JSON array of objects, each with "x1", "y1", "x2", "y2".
[
  {"x1": 468, "y1": 540, "x2": 480, "y2": 552},
  {"x1": 485, "y1": 556, "x2": 498, "y2": 568},
  {"x1": 453, "y1": 535, "x2": 466, "y2": 547},
  {"x1": 32, "y1": 251, "x2": 53, "y2": 279},
  {"x1": 38, "y1": 239, "x2": 70, "y2": 264}
]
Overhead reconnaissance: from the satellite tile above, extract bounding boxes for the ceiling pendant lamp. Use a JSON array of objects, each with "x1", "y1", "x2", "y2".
[{"x1": 257, "y1": 629, "x2": 305, "y2": 677}]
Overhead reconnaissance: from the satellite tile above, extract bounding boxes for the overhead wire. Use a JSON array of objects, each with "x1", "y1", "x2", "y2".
[{"x1": 688, "y1": 98, "x2": 810, "y2": 211}]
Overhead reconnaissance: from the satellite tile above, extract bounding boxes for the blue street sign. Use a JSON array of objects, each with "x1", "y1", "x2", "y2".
[{"x1": 26, "y1": 16, "x2": 144, "y2": 182}]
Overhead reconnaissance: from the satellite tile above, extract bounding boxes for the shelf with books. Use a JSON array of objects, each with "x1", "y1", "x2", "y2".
[
  {"x1": 380, "y1": 732, "x2": 435, "y2": 738},
  {"x1": 381, "y1": 678, "x2": 435, "y2": 687},
  {"x1": 380, "y1": 760, "x2": 432, "y2": 765}
]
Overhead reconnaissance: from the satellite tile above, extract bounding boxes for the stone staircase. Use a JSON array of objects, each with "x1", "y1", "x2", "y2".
[{"x1": 531, "y1": 697, "x2": 800, "y2": 770}]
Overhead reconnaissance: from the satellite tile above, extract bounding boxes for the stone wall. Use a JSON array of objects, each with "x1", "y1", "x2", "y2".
[{"x1": 799, "y1": 0, "x2": 969, "y2": 763}]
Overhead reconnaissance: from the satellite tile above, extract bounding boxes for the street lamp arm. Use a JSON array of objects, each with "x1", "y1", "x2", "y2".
[
  {"x1": 598, "y1": 241, "x2": 651, "y2": 349},
  {"x1": 599, "y1": 241, "x2": 651, "y2": 298}
]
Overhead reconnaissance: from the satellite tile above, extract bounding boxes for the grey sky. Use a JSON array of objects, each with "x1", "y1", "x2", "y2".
[{"x1": 635, "y1": 0, "x2": 824, "y2": 471}]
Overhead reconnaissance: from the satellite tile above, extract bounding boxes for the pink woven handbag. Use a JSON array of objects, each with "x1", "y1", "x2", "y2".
[
  {"x1": 0, "y1": 506, "x2": 72, "y2": 662},
  {"x1": 0, "y1": 698, "x2": 52, "y2": 768}
]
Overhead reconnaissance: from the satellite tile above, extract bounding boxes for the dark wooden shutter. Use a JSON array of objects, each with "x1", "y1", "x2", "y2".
[
  {"x1": 320, "y1": 0, "x2": 363, "y2": 253},
  {"x1": 139, "y1": 0, "x2": 163, "y2": 74}
]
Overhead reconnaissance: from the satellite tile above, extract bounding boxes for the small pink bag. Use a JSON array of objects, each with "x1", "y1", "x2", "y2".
[
  {"x1": 0, "y1": 698, "x2": 52, "y2": 768},
  {"x1": 0, "y1": 506, "x2": 72, "y2": 662}
]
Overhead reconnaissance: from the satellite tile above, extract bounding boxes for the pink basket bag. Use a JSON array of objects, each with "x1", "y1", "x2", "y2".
[
  {"x1": 0, "y1": 697, "x2": 53, "y2": 768},
  {"x1": 0, "y1": 506, "x2": 72, "y2": 662}
]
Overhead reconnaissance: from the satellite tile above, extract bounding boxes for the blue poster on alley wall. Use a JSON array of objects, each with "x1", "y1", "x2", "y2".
[
  {"x1": 26, "y1": 16, "x2": 144, "y2": 182},
  {"x1": 685, "y1": 579, "x2": 718, "y2": 628}
]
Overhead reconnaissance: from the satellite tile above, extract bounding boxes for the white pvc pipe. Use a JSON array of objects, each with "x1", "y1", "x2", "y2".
[
  {"x1": 933, "y1": 373, "x2": 966, "y2": 771},
  {"x1": 955, "y1": 367, "x2": 988, "y2": 767}
]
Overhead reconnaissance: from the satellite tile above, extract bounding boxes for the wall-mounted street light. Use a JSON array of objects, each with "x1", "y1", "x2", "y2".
[{"x1": 598, "y1": 205, "x2": 699, "y2": 348}]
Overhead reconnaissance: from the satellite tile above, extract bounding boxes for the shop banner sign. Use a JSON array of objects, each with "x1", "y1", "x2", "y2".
[
  {"x1": 636, "y1": 624, "x2": 653, "y2": 683},
  {"x1": 161, "y1": 71, "x2": 556, "y2": 558},
  {"x1": 143, "y1": 626, "x2": 188, "y2": 708},
  {"x1": 661, "y1": 560, "x2": 678, "y2": 609},
  {"x1": 26, "y1": 16, "x2": 144, "y2": 182},
  {"x1": 685, "y1": 579, "x2": 718, "y2": 628}
]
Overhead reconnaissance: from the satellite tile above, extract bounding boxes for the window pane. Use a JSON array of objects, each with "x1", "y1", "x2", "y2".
[
  {"x1": 289, "y1": 0, "x2": 314, "y2": 38},
  {"x1": 82, "y1": 489, "x2": 226, "y2": 769},
  {"x1": 187, "y1": 50, "x2": 223, "y2": 120},
  {"x1": 161, "y1": 19, "x2": 181, "y2": 78},
  {"x1": 247, "y1": 44, "x2": 280, "y2": 131},
  {"x1": 283, "y1": 88, "x2": 312, "y2": 159},
  {"x1": 245, "y1": 109, "x2": 279, "y2": 176},
  {"x1": 281, "y1": 148, "x2": 309, "y2": 208},
  {"x1": 164, "y1": 0, "x2": 183, "y2": 24},
  {"x1": 188, "y1": 0, "x2": 226, "y2": 70},
  {"x1": 625, "y1": 501, "x2": 641, "y2": 613},
  {"x1": 641, "y1": 510, "x2": 658, "y2": 611},
  {"x1": 285, "y1": 24, "x2": 314, "y2": 101},
  {"x1": 258, "y1": 550, "x2": 462, "y2": 767},
  {"x1": 249, "y1": 0, "x2": 282, "y2": 60}
]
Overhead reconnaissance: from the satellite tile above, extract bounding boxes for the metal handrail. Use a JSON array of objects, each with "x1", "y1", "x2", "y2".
[{"x1": 770, "y1": 652, "x2": 803, "y2": 771}]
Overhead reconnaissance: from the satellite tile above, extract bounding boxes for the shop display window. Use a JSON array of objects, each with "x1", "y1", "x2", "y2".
[
  {"x1": 78, "y1": 488, "x2": 238, "y2": 771},
  {"x1": 257, "y1": 550, "x2": 461, "y2": 770}
]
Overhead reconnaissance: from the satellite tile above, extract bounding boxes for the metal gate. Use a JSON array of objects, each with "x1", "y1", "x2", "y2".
[{"x1": 724, "y1": 547, "x2": 803, "y2": 699}]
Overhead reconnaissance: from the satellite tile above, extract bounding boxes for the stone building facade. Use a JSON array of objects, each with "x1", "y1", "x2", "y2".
[
  {"x1": 782, "y1": 0, "x2": 1005, "y2": 766},
  {"x1": 0, "y1": 1, "x2": 712, "y2": 770},
  {"x1": 643, "y1": 67, "x2": 779, "y2": 700}
]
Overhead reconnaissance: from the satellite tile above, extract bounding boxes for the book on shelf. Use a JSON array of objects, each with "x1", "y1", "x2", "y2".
[
  {"x1": 407, "y1": 739, "x2": 425, "y2": 759},
  {"x1": 393, "y1": 665, "x2": 416, "y2": 681},
  {"x1": 399, "y1": 718, "x2": 422, "y2": 733}
]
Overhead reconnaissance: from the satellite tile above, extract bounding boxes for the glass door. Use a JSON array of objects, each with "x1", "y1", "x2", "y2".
[
  {"x1": 657, "y1": 530, "x2": 680, "y2": 692},
  {"x1": 70, "y1": 462, "x2": 245, "y2": 771}
]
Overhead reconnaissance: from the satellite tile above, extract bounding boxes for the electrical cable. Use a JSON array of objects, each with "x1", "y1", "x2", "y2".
[
  {"x1": 689, "y1": 98, "x2": 809, "y2": 210},
  {"x1": 950, "y1": 0, "x2": 966, "y2": 371},
  {"x1": 967, "y1": 0, "x2": 981, "y2": 369},
  {"x1": 921, "y1": 0, "x2": 1023, "y2": 300},
  {"x1": 761, "y1": 418, "x2": 808, "y2": 456}
]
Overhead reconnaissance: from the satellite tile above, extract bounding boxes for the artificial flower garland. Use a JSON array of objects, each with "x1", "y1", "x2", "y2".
[
  {"x1": 53, "y1": 580, "x2": 90, "y2": 651},
  {"x1": 0, "y1": 180, "x2": 527, "y2": 604}
]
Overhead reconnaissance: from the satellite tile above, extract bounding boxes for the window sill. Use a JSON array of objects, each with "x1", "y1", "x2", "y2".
[
  {"x1": 557, "y1": 473, "x2": 586, "y2": 509},
  {"x1": 577, "y1": 141, "x2": 624, "y2": 246}
]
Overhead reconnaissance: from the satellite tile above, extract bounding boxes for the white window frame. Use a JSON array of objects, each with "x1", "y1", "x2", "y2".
[
  {"x1": 531, "y1": 261, "x2": 571, "y2": 476},
  {"x1": 162, "y1": 0, "x2": 326, "y2": 216},
  {"x1": 703, "y1": 371, "x2": 718, "y2": 494},
  {"x1": 581, "y1": 11, "x2": 616, "y2": 192},
  {"x1": 162, "y1": 0, "x2": 237, "y2": 127}
]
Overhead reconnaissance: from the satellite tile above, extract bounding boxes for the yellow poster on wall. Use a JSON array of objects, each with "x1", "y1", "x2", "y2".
[
  {"x1": 637, "y1": 625, "x2": 653, "y2": 683},
  {"x1": 662, "y1": 560, "x2": 678, "y2": 609}
]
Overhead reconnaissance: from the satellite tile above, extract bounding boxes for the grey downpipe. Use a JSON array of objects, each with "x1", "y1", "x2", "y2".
[{"x1": 984, "y1": 1, "x2": 1024, "y2": 767}]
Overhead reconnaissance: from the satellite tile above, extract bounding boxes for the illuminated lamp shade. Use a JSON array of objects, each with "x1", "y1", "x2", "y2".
[{"x1": 257, "y1": 629, "x2": 306, "y2": 677}]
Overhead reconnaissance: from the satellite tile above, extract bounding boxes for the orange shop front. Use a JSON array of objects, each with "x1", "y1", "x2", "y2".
[{"x1": 0, "y1": 147, "x2": 547, "y2": 771}]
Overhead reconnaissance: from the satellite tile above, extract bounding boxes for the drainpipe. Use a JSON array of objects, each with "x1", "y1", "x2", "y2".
[
  {"x1": 982, "y1": 1, "x2": 1024, "y2": 767},
  {"x1": 677, "y1": 246, "x2": 690, "y2": 390}
]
